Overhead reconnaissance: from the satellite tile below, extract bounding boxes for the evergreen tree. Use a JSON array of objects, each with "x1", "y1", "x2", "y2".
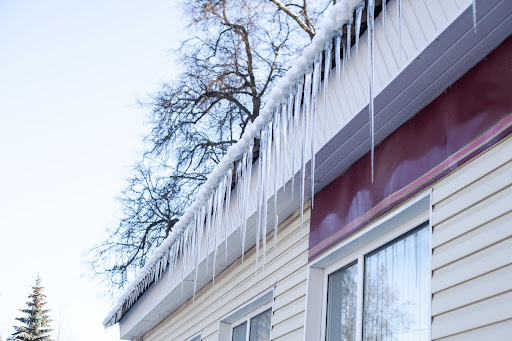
[{"x1": 11, "y1": 276, "x2": 53, "y2": 341}]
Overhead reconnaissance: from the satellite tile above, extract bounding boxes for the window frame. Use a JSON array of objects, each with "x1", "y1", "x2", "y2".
[
  {"x1": 188, "y1": 334, "x2": 202, "y2": 341},
  {"x1": 308, "y1": 191, "x2": 432, "y2": 341},
  {"x1": 229, "y1": 302, "x2": 272, "y2": 341}
]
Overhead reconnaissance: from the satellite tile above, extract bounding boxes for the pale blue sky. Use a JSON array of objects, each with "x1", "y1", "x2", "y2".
[{"x1": 0, "y1": 0, "x2": 182, "y2": 339}]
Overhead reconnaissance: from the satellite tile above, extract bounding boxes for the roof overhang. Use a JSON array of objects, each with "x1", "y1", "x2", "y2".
[{"x1": 117, "y1": 0, "x2": 511, "y2": 338}]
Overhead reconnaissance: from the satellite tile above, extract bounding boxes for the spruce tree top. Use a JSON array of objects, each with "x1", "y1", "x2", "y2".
[{"x1": 11, "y1": 275, "x2": 53, "y2": 341}]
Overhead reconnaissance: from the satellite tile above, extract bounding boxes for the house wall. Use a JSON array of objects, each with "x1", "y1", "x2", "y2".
[
  {"x1": 142, "y1": 206, "x2": 311, "y2": 341},
  {"x1": 430, "y1": 134, "x2": 512, "y2": 340}
]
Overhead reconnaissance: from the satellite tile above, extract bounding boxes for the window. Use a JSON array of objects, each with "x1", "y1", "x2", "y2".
[
  {"x1": 325, "y1": 224, "x2": 429, "y2": 341},
  {"x1": 218, "y1": 290, "x2": 273, "y2": 341},
  {"x1": 231, "y1": 305, "x2": 272, "y2": 341}
]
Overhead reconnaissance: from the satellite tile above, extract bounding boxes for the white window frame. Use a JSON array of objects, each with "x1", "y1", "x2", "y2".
[
  {"x1": 229, "y1": 302, "x2": 272, "y2": 341},
  {"x1": 304, "y1": 190, "x2": 432, "y2": 341},
  {"x1": 218, "y1": 290, "x2": 274, "y2": 341},
  {"x1": 188, "y1": 333, "x2": 202, "y2": 341}
]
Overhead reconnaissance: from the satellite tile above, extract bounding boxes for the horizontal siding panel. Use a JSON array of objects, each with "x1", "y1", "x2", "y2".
[
  {"x1": 274, "y1": 280, "x2": 306, "y2": 311},
  {"x1": 436, "y1": 319, "x2": 512, "y2": 341},
  {"x1": 432, "y1": 160, "x2": 512, "y2": 225},
  {"x1": 431, "y1": 291, "x2": 512, "y2": 339},
  {"x1": 271, "y1": 311, "x2": 304, "y2": 340},
  {"x1": 432, "y1": 137, "x2": 512, "y2": 204},
  {"x1": 272, "y1": 295, "x2": 306, "y2": 326},
  {"x1": 273, "y1": 265, "x2": 308, "y2": 298},
  {"x1": 432, "y1": 185, "x2": 512, "y2": 248},
  {"x1": 432, "y1": 211, "x2": 512, "y2": 270},
  {"x1": 432, "y1": 264, "x2": 512, "y2": 316},
  {"x1": 144, "y1": 214, "x2": 310, "y2": 341},
  {"x1": 431, "y1": 237, "x2": 512, "y2": 293},
  {"x1": 273, "y1": 327, "x2": 304, "y2": 341}
]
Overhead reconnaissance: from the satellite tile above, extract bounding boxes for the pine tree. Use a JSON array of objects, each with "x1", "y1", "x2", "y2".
[{"x1": 11, "y1": 276, "x2": 53, "y2": 341}]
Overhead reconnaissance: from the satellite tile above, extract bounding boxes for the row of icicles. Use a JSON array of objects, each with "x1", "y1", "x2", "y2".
[{"x1": 106, "y1": 0, "x2": 478, "y2": 326}]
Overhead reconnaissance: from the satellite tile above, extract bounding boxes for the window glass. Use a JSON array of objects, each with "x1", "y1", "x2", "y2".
[
  {"x1": 363, "y1": 226, "x2": 429, "y2": 341},
  {"x1": 232, "y1": 321, "x2": 247, "y2": 341},
  {"x1": 326, "y1": 262, "x2": 358, "y2": 341},
  {"x1": 248, "y1": 308, "x2": 272, "y2": 341}
]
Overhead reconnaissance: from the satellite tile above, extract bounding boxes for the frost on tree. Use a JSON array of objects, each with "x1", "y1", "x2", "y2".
[
  {"x1": 11, "y1": 276, "x2": 53, "y2": 341},
  {"x1": 104, "y1": 0, "x2": 480, "y2": 327}
]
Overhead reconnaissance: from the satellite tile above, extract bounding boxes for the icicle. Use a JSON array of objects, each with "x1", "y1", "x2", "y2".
[
  {"x1": 180, "y1": 233, "x2": 186, "y2": 292},
  {"x1": 236, "y1": 161, "x2": 243, "y2": 234},
  {"x1": 262, "y1": 121, "x2": 272, "y2": 271},
  {"x1": 355, "y1": 3, "x2": 364, "y2": 53},
  {"x1": 300, "y1": 71, "x2": 312, "y2": 239},
  {"x1": 368, "y1": 0, "x2": 375, "y2": 183},
  {"x1": 346, "y1": 21, "x2": 352, "y2": 64},
  {"x1": 285, "y1": 93, "x2": 293, "y2": 189},
  {"x1": 224, "y1": 168, "x2": 233, "y2": 263},
  {"x1": 291, "y1": 77, "x2": 304, "y2": 197},
  {"x1": 310, "y1": 56, "x2": 322, "y2": 209},
  {"x1": 335, "y1": 35, "x2": 342, "y2": 94},
  {"x1": 241, "y1": 144, "x2": 253, "y2": 262},
  {"x1": 281, "y1": 100, "x2": 289, "y2": 192},
  {"x1": 211, "y1": 191, "x2": 218, "y2": 285},
  {"x1": 472, "y1": 0, "x2": 477, "y2": 33},
  {"x1": 256, "y1": 128, "x2": 266, "y2": 272},
  {"x1": 273, "y1": 109, "x2": 280, "y2": 254},
  {"x1": 193, "y1": 206, "x2": 205, "y2": 302},
  {"x1": 212, "y1": 180, "x2": 226, "y2": 285},
  {"x1": 322, "y1": 42, "x2": 332, "y2": 134},
  {"x1": 342, "y1": 35, "x2": 347, "y2": 80},
  {"x1": 204, "y1": 194, "x2": 213, "y2": 276},
  {"x1": 398, "y1": 0, "x2": 402, "y2": 61},
  {"x1": 192, "y1": 216, "x2": 199, "y2": 302}
]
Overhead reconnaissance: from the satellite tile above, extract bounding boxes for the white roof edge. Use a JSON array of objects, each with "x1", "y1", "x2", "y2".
[
  {"x1": 111, "y1": 0, "x2": 512, "y2": 335},
  {"x1": 104, "y1": 0, "x2": 364, "y2": 328}
]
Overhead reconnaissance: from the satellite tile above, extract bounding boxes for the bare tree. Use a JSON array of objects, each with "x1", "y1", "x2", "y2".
[{"x1": 88, "y1": 0, "x2": 334, "y2": 294}]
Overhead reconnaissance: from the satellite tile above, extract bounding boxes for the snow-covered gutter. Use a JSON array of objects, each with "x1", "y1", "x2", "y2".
[{"x1": 104, "y1": 0, "x2": 384, "y2": 328}]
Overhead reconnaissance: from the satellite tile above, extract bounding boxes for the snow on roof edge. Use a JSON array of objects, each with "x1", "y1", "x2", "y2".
[{"x1": 103, "y1": 0, "x2": 363, "y2": 328}]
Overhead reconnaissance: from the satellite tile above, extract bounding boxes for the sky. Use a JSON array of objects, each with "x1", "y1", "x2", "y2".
[{"x1": 0, "y1": 0, "x2": 183, "y2": 339}]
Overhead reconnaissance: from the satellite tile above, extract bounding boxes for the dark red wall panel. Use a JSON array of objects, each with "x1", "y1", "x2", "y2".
[{"x1": 309, "y1": 37, "x2": 512, "y2": 260}]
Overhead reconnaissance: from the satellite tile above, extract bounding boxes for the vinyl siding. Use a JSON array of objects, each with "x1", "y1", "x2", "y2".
[
  {"x1": 142, "y1": 206, "x2": 311, "y2": 341},
  {"x1": 431, "y1": 135, "x2": 512, "y2": 340}
]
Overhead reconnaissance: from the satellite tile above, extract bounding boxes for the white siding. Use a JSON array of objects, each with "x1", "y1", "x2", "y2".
[
  {"x1": 431, "y1": 135, "x2": 512, "y2": 340},
  {"x1": 142, "y1": 206, "x2": 311, "y2": 341}
]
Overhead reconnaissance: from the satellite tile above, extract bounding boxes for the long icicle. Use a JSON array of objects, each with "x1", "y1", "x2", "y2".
[
  {"x1": 355, "y1": 3, "x2": 364, "y2": 53},
  {"x1": 236, "y1": 160, "x2": 243, "y2": 235},
  {"x1": 342, "y1": 34, "x2": 347, "y2": 80},
  {"x1": 204, "y1": 194, "x2": 213, "y2": 276},
  {"x1": 346, "y1": 21, "x2": 352, "y2": 64},
  {"x1": 281, "y1": 100, "x2": 289, "y2": 192},
  {"x1": 368, "y1": 0, "x2": 375, "y2": 183},
  {"x1": 273, "y1": 109, "x2": 280, "y2": 254},
  {"x1": 323, "y1": 42, "x2": 332, "y2": 134},
  {"x1": 291, "y1": 77, "x2": 303, "y2": 197},
  {"x1": 300, "y1": 71, "x2": 312, "y2": 240},
  {"x1": 310, "y1": 56, "x2": 321, "y2": 209},
  {"x1": 335, "y1": 35, "x2": 342, "y2": 94},
  {"x1": 238, "y1": 156, "x2": 246, "y2": 259},
  {"x1": 256, "y1": 128, "x2": 266, "y2": 272},
  {"x1": 224, "y1": 167, "x2": 233, "y2": 263},
  {"x1": 192, "y1": 212, "x2": 200, "y2": 302},
  {"x1": 262, "y1": 121, "x2": 272, "y2": 271},
  {"x1": 241, "y1": 145, "x2": 253, "y2": 262}
]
